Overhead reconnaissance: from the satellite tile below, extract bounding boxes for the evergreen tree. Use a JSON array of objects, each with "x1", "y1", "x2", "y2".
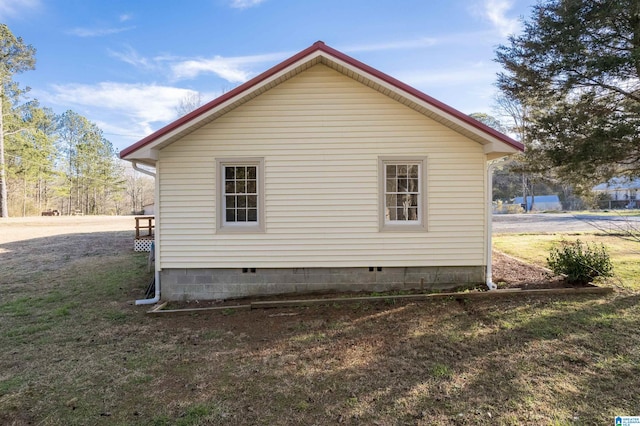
[
  {"x1": 56, "y1": 110, "x2": 123, "y2": 215},
  {"x1": 4, "y1": 100, "x2": 57, "y2": 215},
  {"x1": 496, "y1": 0, "x2": 640, "y2": 185},
  {"x1": 0, "y1": 24, "x2": 36, "y2": 217}
]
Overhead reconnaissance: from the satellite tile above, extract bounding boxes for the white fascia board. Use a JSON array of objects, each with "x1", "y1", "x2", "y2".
[
  {"x1": 122, "y1": 147, "x2": 158, "y2": 164},
  {"x1": 483, "y1": 141, "x2": 519, "y2": 155}
]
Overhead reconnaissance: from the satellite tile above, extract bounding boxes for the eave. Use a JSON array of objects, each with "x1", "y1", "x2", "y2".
[{"x1": 120, "y1": 41, "x2": 523, "y2": 164}]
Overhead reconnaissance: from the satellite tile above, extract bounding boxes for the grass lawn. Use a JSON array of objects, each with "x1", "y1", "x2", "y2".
[
  {"x1": 574, "y1": 210, "x2": 640, "y2": 217},
  {"x1": 1, "y1": 224, "x2": 639, "y2": 425},
  {"x1": 551, "y1": 210, "x2": 640, "y2": 217},
  {"x1": 493, "y1": 232, "x2": 640, "y2": 291}
]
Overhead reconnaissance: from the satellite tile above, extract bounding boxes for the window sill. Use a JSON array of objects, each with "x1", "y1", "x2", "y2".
[
  {"x1": 217, "y1": 224, "x2": 265, "y2": 234},
  {"x1": 380, "y1": 223, "x2": 427, "y2": 232}
]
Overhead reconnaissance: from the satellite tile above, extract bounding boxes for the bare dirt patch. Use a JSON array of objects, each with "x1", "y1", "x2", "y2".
[{"x1": 492, "y1": 250, "x2": 574, "y2": 289}]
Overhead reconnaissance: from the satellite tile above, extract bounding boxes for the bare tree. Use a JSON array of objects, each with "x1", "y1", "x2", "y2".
[{"x1": 175, "y1": 92, "x2": 203, "y2": 117}]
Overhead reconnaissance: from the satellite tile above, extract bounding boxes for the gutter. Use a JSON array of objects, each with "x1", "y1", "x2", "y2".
[
  {"x1": 131, "y1": 161, "x2": 160, "y2": 305},
  {"x1": 132, "y1": 161, "x2": 156, "y2": 178}
]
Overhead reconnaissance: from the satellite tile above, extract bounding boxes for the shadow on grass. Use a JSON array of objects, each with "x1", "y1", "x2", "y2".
[
  {"x1": 149, "y1": 293, "x2": 639, "y2": 425},
  {"x1": 1, "y1": 228, "x2": 638, "y2": 425}
]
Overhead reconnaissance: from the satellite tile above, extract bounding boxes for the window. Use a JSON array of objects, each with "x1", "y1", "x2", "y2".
[
  {"x1": 216, "y1": 158, "x2": 264, "y2": 232},
  {"x1": 379, "y1": 157, "x2": 427, "y2": 231}
]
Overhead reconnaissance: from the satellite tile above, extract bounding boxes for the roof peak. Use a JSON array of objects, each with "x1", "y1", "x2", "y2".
[{"x1": 120, "y1": 41, "x2": 523, "y2": 160}]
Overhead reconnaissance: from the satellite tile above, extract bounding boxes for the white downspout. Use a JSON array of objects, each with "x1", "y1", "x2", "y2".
[
  {"x1": 136, "y1": 270, "x2": 161, "y2": 305},
  {"x1": 131, "y1": 161, "x2": 161, "y2": 305},
  {"x1": 485, "y1": 157, "x2": 516, "y2": 290},
  {"x1": 486, "y1": 161, "x2": 498, "y2": 290},
  {"x1": 132, "y1": 161, "x2": 156, "y2": 178}
]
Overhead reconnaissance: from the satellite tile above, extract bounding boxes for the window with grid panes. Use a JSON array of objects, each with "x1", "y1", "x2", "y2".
[
  {"x1": 385, "y1": 163, "x2": 420, "y2": 222},
  {"x1": 223, "y1": 165, "x2": 258, "y2": 223},
  {"x1": 216, "y1": 158, "x2": 264, "y2": 232},
  {"x1": 379, "y1": 157, "x2": 426, "y2": 231}
]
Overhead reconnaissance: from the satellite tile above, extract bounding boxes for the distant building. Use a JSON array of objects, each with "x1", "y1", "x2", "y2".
[
  {"x1": 592, "y1": 177, "x2": 640, "y2": 208},
  {"x1": 143, "y1": 203, "x2": 155, "y2": 215},
  {"x1": 512, "y1": 195, "x2": 562, "y2": 212}
]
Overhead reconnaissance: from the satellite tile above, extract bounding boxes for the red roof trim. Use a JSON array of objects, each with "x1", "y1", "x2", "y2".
[{"x1": 120, "y1": 41, "x2": 523, "y2": 158}]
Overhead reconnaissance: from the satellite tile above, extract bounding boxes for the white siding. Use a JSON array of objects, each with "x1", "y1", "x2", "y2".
[{"x1": 158, "y1": 64, "x2": 487, "y2": 268}]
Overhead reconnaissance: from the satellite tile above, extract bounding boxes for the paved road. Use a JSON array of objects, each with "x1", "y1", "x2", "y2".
[{"x1": 492, "y1": 213, "x2": 640, "y2": 233}]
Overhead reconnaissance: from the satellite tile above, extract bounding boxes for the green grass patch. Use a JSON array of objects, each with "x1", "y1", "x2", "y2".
[
  {"x1": 104, "y1": 310, "x2": 129, "y2": 322},
  {"x1": 571, "y1": 210, "x2": 640, "y2": 217},
  {"x1": 5, "y1": 323, "x2": 52, "y2": 339},
  {"x1": 494, "y1": 233, "x2": 640, "y2": 290},
  {"x1": 430, "y1": 363, "x2": 453, "y2": 378},
  {"x1": 0, "y1": 297, "x2": 33, "y2": 317},
  {"x1": 0, "y1": 376, "x2": 25, "y2": 396}
]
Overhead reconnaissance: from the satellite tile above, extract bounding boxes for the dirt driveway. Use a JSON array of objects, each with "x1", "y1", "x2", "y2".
[
  {"x1": 0, "y1": 215, "x2": 134, "y2": 242},
  {"x1": 0, "y1": 216, "x2": 136, "y2": 292}
]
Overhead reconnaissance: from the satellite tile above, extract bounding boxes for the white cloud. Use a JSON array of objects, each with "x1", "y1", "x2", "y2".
[
  {"x1": 38, "y1": 82, "x2": 224, "y2": 150},
  {"x1": 119, "y1": 13, "x2": 133, "y2": 22},
  {"x1": 109, "y1": 46, "x2": 289, "y2": 84},
  {"x1": 0, "y1": 0, "x2": 41, "y2": 20},
  {"x1": 479, "y1": 0, "x2": 520, "y2": 37},
  {"x1": 229, "y1": 0, "x2": 267, "y2": 10},
  {"x1": 169, "y1": 51, "x2": 289, "y2": 82},
  {"x1": 67, "y1": 26, "x2": 135, "y2": 37},
  {"x1": 108, "y1": 46, "x2": 154, "y2": 70},
  {"x1": 42, "y1": 82, "x2": 199, "y2": 135},
  {"x1": 172, "y1": 57, "x2": 251, "y2": 83}
]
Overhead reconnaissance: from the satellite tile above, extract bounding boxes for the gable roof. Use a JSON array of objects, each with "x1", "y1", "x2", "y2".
[
  {"x1": 513, "y1": 195, "x2": 561, "y2": 204},
  {"x1": 592, "y1": 177, "x2": 640, "y2": 191},
  {"x1": 120, "y1": 41, "x2": 524, "y2": 164}
]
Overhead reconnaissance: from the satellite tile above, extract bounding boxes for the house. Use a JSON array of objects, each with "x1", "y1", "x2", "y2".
[
  {"x1": 142, "y1": 203, "x2": 155, "y2": 215},
  {"x1": 120, "y1": 41, "x2": 523, "y2": 302},
  {"x1": 512, "y1": 195, "x2": 562, "y2": 212},
  {"x1": 592, "y1": 177, "x2": 640, "y2": 209}
]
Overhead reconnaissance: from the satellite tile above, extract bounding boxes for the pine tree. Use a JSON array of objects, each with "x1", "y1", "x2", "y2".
[
  {"x1": 496, "y1": 0, "x2": 640, "y2": 185},
  {"x1": 0, "y1": 24, "x2": 36, "y2": 217},
  {"x1": 4, "y1": 100, "x2": 56, "y2": 215}
]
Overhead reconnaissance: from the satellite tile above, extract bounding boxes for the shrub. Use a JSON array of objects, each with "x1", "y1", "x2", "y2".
[
  {"x1": 505, "y1": 204, "x2": 525, "y2": 214},
  {"x1": 547, "y1": 240, "x2": 614, "y2": 285}
]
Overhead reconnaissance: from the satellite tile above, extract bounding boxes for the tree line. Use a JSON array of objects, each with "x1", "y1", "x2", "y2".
[
  {"x1": 5, "y1": 0, "x2": 638, "y2": 215},
  {"x1": 0, "y1": 24, "x2": 153, "y2": 217}
]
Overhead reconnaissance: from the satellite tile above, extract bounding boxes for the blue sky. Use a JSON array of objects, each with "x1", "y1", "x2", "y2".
[{"x1": 2, "y1": 0, "x2": 535, "y2": 153}]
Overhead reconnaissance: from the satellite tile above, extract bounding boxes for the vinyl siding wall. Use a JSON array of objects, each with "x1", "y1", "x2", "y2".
[{"x1": 158, "y1": 64, "x2": 487, "y2": 269}]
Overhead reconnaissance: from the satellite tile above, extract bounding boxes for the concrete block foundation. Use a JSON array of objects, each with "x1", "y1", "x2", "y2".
[{"x1": 160, "y1": 266, "x2": 485, "y2": 301}]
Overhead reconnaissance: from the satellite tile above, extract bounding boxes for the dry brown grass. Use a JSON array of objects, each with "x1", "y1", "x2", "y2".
[{"x1": 0, "y1": 218, "x2": 639, "y2": 425}]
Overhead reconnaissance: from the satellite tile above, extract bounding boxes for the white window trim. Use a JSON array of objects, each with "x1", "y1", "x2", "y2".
[
  {"x1": 216, "y1": 157, "x2": 265, "y2": 233},
  {"x1": 378, "y1": 156, "x2": 428, "y2": 232}
]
